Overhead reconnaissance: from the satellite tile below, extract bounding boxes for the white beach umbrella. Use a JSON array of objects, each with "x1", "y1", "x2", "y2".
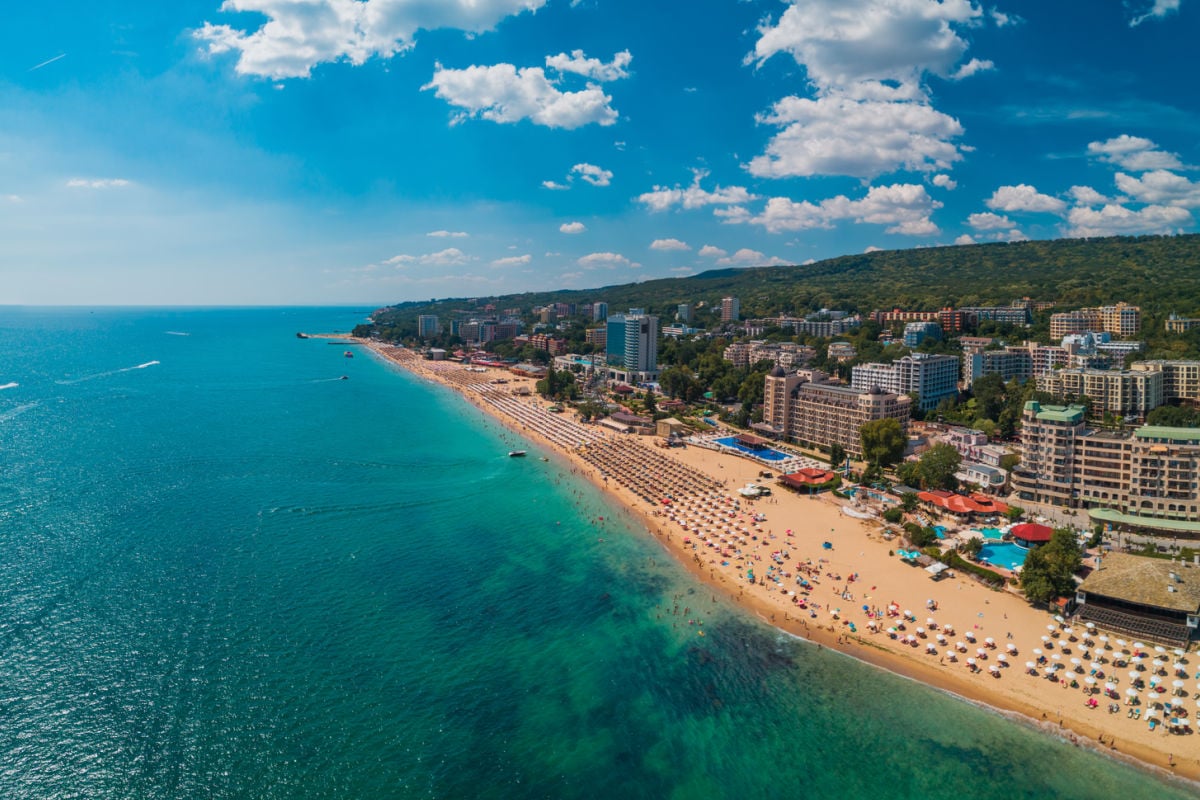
[
  {"x1": 1133, "y1": 642, "x2": 1146, "y2": 651},
  {"x1": 1156, "y1": 645, "x2": 1167, "y2": 654},
  {"x1": 1041, "y1": 635, "x2": 1052, "y2": 644},
  {"x1": 956, "y1": 641, "x2": 966, "y2": 651},
  {"x1": 916, "y1": 627, "x2": 926, "y2": 635},
  {"x1": 1025, "y1": 661, "x2": 1037, "y2": 670},
  {"x1": 1128, "y1": 671, "x2": 1141, "y2": 682},
  {"x1": 1054, "y1": 615, "x2": 1065, "y2": 623},
  {"x1": 1090, "y1": 661, "x2": 1103, "y2": 672},
  {"x1": 1051, "y1": 653, "x2": 1062, "y2": 662},
  {"x1": 1063, "y1": 627, "x2": 1074, "y2": 636},
  {"x1": 943, "y1": 623, "x2": 955, "y2": 633},
  {"x1": 926, "y1": 617, "x2": 937, "y2": 626},
  {"x1": 1174, "y1": 679, "x2": 1186, "y2": 694},
  {"x1": 1085, "y1": 676, "x2": 1097, "y2": 686},
  {"x1": 1126, "y1": 687, "x2": 1139, "y2": 697},
  {"x1": 985, "y1": 636, "x2": 996, "y2": 646},
  {"x1": 1032, "y1": 648, "x2": 1043, "y2": 657},
  {"x1": 1058, "y1": 639, "x2": 1069, "y2": 649},
  {"x1": 989, "y1": 664, "x2": 1000, "y2": 674},
  {"x1": 1070, "y1": 657, "x2": 1082, "y2": 666},
  {"x1": 965, "y1": 630, "x2": 976, "y2": 641},
  {"x1": 1046, "y1": 624, "x2": 1058, "y2": 633},
  {"x1": 946, "y1": 650, "x2": 957, "y2": 660},
  {"x1": 1105, "y1": 682, "x2": 1117, "y2": 693},
  {"x1": 1116, "y1": 639, "x2": 1127, "y2": 649},
  {"x1": 1174, "y1": 648, "x2": 1186, "y2": 658},
  {"x1": 1085, "y1": 622, "x2": 1096, "y2": 630},
  {"x1": 977, "y1": 648, "x2": 988, "y2": 658},
  {"x1": 1006, "y1": 643, "x2": 1018, "y2": 653},
  {"x1": 1099, "y1": 636, "x2": 1110, "y2": 648},
  {"x1": 967, "y1": 657, "x2": 976, "y2": 666},
  {"x1": 926, "y1": 643, "x2": 938, "y2": 653}
]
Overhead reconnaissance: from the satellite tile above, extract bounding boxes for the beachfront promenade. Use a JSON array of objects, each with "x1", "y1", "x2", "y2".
[{"x1": 368, "y1": 343, "x2": 1200, "y2": 783}]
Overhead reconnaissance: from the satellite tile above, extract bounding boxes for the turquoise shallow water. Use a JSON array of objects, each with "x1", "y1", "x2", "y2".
[{"x1": 0, "y1": 307, "x2": 1189, "y2": 798}]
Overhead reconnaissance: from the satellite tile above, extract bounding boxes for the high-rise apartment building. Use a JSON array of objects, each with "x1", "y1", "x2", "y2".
[
  {"x1": 851, "y1": 353, "x2": 959, "y2": 411},
  {"x1": 605, "y1": 311, "x2": 659, "y2": 383},
  {"x1": 417, "y1": 315, "x2": 439, "y2": 339},
  {"x1": 720, "y1": 297, "x2": 740, "y2": 322}
]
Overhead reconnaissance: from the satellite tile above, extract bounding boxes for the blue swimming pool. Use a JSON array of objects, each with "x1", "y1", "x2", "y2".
[
  {"x1": 980, "y1": 527, "x2": 1004, "y2": 540},
  {"x1": 714, "y1": 436, "x2": 791, "y2": 462},
  {"x1": 978, "y1": 541, "x2": 1029, "y2": 570},
  {"x1": 933, "y1": 525, "x2": 947, "y2": 540}
]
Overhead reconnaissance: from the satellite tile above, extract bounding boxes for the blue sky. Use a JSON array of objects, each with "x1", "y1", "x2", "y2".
[{"x1": 1, "y1": 0, "x2": 1197, "y2": 305}]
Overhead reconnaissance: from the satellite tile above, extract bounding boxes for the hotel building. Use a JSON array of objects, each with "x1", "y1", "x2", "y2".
[{"x1": 851, "y1": 353, "x2": 959, "y2": 412}]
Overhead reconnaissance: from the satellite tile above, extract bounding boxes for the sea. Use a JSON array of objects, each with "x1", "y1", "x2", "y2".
[{"x1": 0, "y1": 306, "x2": 1188, "y2": 799}]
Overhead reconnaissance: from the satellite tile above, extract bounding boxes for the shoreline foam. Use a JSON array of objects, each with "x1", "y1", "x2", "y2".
[{"x1": 362, "y1": 340, "x2": 1200, "y2": 787}]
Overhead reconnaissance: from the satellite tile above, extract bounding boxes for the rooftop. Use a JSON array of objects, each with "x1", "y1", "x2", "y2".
[
  {"x1": 1089, "y1": 507, "x2": 1200, "y2": 534},
  {"x1": 1024, "y1": 401, "x2": 1085, "y2": 424},
  {"x1": 1134, "y1": 426, "x2": 1200, "y2": 443},
  {"x1": 1079, "y1": 553, "x2": 1200, "y2": 613}
]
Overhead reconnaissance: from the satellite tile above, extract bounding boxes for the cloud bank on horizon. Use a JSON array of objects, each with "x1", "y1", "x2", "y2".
[{"x1": 0, "y1": 0, "x2": 1197, "y2": 304}]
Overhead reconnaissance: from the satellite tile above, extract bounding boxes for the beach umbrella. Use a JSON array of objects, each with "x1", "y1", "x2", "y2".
[
  {"x1": 903, "y1": 609, "x2": 912, "y2": 618},
  {"x1": 1006, "y1": 643, "x2": 1017, "y2": 653},
  {"x1": 989, "y1": 664, "x2": 1000, "y2": 674},
  {"x1": 926, "y1": 617, "x2": 937, "y2": 626},
  {"x1": 1046, "y1": 624, "x2": 1058, "y2": 633},
  {"x1": 1086, "y1": 622, "x2": 1096, "y2": 630},
  {"x1": 942, "y1": 624, "x2": 954, "y2": 633},
  {"x1": 1099, "y1": 636, "x2": 1110, "y2": 648},
  {"x1": 984, "y1": 637, "x2": 995, "y2": 646},
  {"x1": 1134, "y1": 642, "x2": 1146, "y2": 652},
  {"x1": 1175, "y1": 661, "x2": 1186, "y2": 673},
  {"x1": 926, "y1": 643, "x2": 938, "y2": 653},
  {"x1": 967, "y1": 657, "x2": 976, "y2": 667},
  {"x1": 1126, "y1": 687, "x2": 1139, "y2": 697},
  {"x1": 977, "y1": 648, "x2": 987, "y2": 658},
  {"x1": 1174, "y1": 679, "x2": 1186, "y2": 694},
  {"x1": 1174, "y1": 648, "x2": 1186, "y2": 658},
  {"x1": 1156, "y1": 645, "x2": 1167, "y2": 654},
  {"x1": 1025, "y1": 661, "x2": 1037, "y2": 670},
  {"x1": 1041, "y1": 635, "x2": 1052, "y2": 644},
  {"x1": 1091, "y1": 661, "x2": 1103, "y2": 672},
  {"x1": 916, "y1": 627, "x2": 926, "y2": 636},
  {"x1": 1032, "y1": 648, "x2": 1043, "y2": 657},
  {"x1": 1116, "y1": 639, "x2": 1127, "y2": 649},
  {"x1": 1051, "y1": 653, "x2": 1062, "y2": 662},
  {"x1": 1085, "y1": 676, "x2": 1096, "y2": 687},
  {"x1": 1105, "y1": 682, "x2": 1117, "y2": 693},
  {"x1": 1058, "y1": 639, "x2": 1068, "y2": 649},
  {"x1": 1063, "y1": 627, "x2": 1074, "y2": 636},
  {"x1": 946, "y1": 650, "x2": 957, "y2": 660},
  {"x1": 965, "y1": 631, "x2": 976, "y2": 641},
  {"x1": 956, "y1": 641, "x2": 966, "y2": 651},
  {"x1": 1054, "y1": 614, "x2": 1065, "y2": 623},
  {"x1": 1070, "y1": 657, "x2": 1082, "y2": 667},
  {"x1": 1128, "y1": 671, "x2": 1141, "y2": 682}
]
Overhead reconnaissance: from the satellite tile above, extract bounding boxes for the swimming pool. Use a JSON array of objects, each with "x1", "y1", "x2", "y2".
[
  {"x1": 714, "y1": 436, "x2": 791, "y2": 462},
  {"x1": 933, "y1": 525, "x2": 947, "y2": 540},
  {"x1": 980, "y1": 527, "x2": 1004, "y2": 540},
  {"x1": 977, "y1": 541, "x2": 1029, "y2": 570}
]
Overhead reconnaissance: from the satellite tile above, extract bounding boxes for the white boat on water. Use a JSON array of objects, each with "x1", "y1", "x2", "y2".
[{"x1": 508, "y1": 450, "x2": 527, "y2": 457}]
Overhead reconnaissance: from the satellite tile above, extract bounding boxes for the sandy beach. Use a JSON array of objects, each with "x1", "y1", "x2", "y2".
[{"x1": 363, "y1": 340, "x2": 1200, "y2": 786}]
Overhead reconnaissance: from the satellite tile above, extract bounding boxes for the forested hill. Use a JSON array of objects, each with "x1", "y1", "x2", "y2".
[{"x1": 370, "y1": 234, "x2": 1200, "y2": 325}]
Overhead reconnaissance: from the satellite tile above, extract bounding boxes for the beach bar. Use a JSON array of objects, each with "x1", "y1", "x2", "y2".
[{"x1": 1075, "y1": 553, "x2": 1200, "y2": 646}]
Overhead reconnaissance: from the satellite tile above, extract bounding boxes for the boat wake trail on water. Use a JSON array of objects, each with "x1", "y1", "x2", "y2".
[
  {"x1": 0, "y1": 382, "x2": 18, "y2": 390},
  {"x1": 164, "y1": 331, "x2": 190, "y2": 336},
  {"x1": 55, "y1": 361, "x2": 160, "y2": 385},
  {"x1": 0, "y1": 402, "x2": 39, "y2": 422}
]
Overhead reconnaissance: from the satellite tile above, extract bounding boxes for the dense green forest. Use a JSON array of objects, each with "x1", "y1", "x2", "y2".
[{"x1": 364, "y1": 234, "x2": 1200, "y2": 334}]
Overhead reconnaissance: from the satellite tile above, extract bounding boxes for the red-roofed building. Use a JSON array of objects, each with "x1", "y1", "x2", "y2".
[
  {"x1": 1010, "y1": 523, "x2": 1054, "y2": 546},
  {"x1": 917, "y1": 490, "x2": 1010, "y2": 519},
  {"x1": 779, "y1": 468, "x2": 838, "y2": 491}
]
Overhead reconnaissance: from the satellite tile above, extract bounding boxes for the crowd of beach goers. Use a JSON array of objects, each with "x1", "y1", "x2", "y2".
[{"x1": 365, "y1": 342, "x2": 1200, "y2": 783}]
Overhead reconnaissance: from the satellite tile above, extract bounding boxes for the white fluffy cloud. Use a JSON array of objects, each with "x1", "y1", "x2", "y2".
[
  {"x1": 748, "y1": 91, "x2": 964, "y2": 179},
  {"x1": 491, "y1": 254, "x2": 531, "y2": 267},
  {"x1": 637, "y1": 170, "x2": 758, "y2": 212},
  {"x1": 1065, "y1": 203, "x2": 1191, "y2": 237},
  {"x1": 985, "y1": 184, "x2": 1067, "y2": 215},
  {"x1": 748, "y1": 1, "x2": 984, "y2": 180},
  {"x1": 932, "y1": 174, "x2": 957, "y2": 190},
  {"x1": 967, "y1": 212, "x2": 1014, "y2": 231},
  {"x1": 427, "y1": 229, "x2": 468, "y2": 238},
  {"x1": 1130, "y1": 0, "x2": 1182, "y2": 26},
  {"x1": 1068, "y1": 185, "x2": 1108, "y2": 206},
  {"x1": 424, "y1": 61, "x2": 619, "y2": 128},
  {"x1": 752, "y1": 0, "x2": 981, "y2": 89},
  {"x1": 738, "y1": 183, "x2": 942, "y2": 235},
  {"x1": 1114, "y1": 170, "x2": 1200, "y2": 207},
  {"x1": 578, "y1": 251, "x2": 632, "y2": 268},
  {"x1": 386, "y1": 247, "x2": 470, "y2": 267},
  {"x1": 954, "y1": 234, "x2": 977, "y2": 245},
  {"x1": 545, "y1": 49, "x2": 631, "y2": 81},
  {"x1": 571, "y1": 162, "x2": 613, "y2": 187},
  {"x1": 66, "y1": 178, "x2": 131, "y2": 188},
  {"x1": 698, "y1": 245, "x2": 727, "y2": 258},
  {"x1": 1087, "y1": 135, "x2": 1184, "y2": 172},
  {"x1": 559, "y1": 221, "x2": 586, "y2": 233},
  {"x1": 649, "y1": 238, "x2": 690, "y2": 251},
  {"x1": 542, "y1": 180, "x2": 569, "y2": 190},
  {"x1": 948, "y1": 58, "x2": 994, "y2": 81},
  {"x1": 195, "y1": 0, "x2": 547, "y2": 79},
  {"x1": 715, "y1": 248, "x2": 788, "y2": 267}
]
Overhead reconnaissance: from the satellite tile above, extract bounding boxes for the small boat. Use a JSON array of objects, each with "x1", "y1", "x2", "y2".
[
  {"x1": 296, "y1": 332, "x2": 309, "y2": 339},
  {"x1": 344, "y1": 350, "x2": 354, "y2": 358},
  {"x1": 340, "y1": 375, "x2": 349, "y2": 380},
  {"x1": 508, "y1": 450, "x2": 527, "y2": 458}
]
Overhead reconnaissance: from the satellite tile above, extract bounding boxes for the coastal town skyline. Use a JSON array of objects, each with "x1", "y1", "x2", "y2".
[{"x1": 2, "y1": 0, "x2": 1198, "y2": 306}]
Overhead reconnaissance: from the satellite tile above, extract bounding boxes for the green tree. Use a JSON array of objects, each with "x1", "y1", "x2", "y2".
[
  {"x1": 916, "y1": 443, "x2": 962, "y2": 491},
  {"x1": 829, "y1": 442, "x2": 847, "y2": 470},
  {"x1": 901, "y1": 492, "x2": 920, "y2": 512},
  {"x1": 860, "y1": 417, "x2": 906, "y2": 467},
  {"x1": 1004, "y1": 505, "x2": 1025, "y2": 522},
  {"x1": 961, "y1": 536, "x2": 983, "y2": 558},
  {"x1": 643, "y1": 387, "x2": 658, "y2": 414},
  {"x1": 1019, "y1": 528, "x2": 1082, "y2": 605}
]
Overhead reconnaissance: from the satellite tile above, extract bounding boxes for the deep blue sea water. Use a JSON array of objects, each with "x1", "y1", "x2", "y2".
[{"x1": 0, "y1": 307, "x2": 1188, "y2": 799}]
